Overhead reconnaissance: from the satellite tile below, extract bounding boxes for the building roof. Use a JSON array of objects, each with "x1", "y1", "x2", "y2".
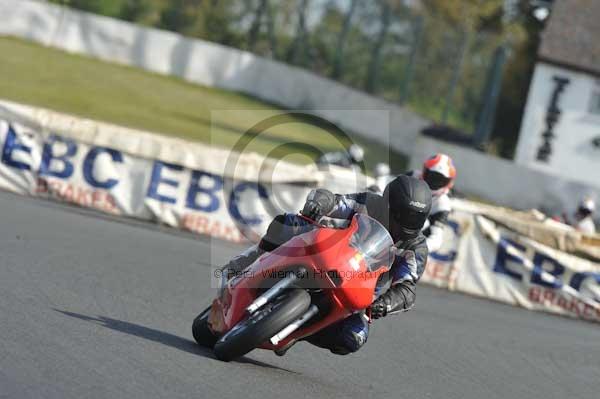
[{"x1": 538, "y1": 0, "x2": 600, "y2": 76}]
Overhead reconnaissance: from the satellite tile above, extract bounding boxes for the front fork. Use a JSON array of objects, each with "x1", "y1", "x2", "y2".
[{"x1": 245, "y1": 267, "x2": 307, "y2": 314}]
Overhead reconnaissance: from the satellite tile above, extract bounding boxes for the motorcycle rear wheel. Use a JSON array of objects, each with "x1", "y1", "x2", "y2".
[{"x1": 213, "y1": 288, "x2": 310, "y2": 361}]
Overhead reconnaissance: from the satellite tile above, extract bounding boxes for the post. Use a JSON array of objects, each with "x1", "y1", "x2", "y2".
[
  {"x1": 441, "y1": 30, "x2": 469, "y2": 124},
  {"x1": 473, "y1": 44, "x2": 509, "y2": 148},
  {"x1": 364, "y1": 0, "x2": 392, "y2": 94},
  {"x1": 331, "y1": 0, "x2": 359, "y2": 80},
  {"x1": 399, "y1": 16, "x2": 424, "y2": 104}
]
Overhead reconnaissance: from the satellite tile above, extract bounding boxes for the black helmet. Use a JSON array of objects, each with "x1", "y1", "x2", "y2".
[{"x1": 383, "y1": 175, "x2": 432, "y2": 240}]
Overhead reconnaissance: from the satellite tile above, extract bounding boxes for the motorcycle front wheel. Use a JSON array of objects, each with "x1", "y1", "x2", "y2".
[
  {"x1": 192, "y1": 305, "x2": 218, "y2": 349},
  {"x1": 213, "y1": 288, "x2": 311, "y2": 361}
]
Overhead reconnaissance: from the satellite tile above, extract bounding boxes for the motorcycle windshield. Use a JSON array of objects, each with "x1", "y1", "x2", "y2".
[{"x1": 349, "y1": 214, "x2": 395, "y2": 272}]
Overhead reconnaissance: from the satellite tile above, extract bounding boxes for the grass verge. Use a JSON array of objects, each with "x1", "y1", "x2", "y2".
[{"x1": 0, "y1": 36, "x2": 406, "y2": 171}]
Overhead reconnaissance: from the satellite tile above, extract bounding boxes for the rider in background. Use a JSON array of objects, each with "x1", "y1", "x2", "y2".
[
  {"x1": 368, "y1": 162, "x2": 393, "y2": 193},
  {"x1": 566, "y1": 197, "x2": 596, "y2": 234},
  {"x1": 317, "y1": 144, "x2": 364, "y2": 170},
  {"x1": 407, "y1": 153, "x2": 457, "y2": 253}
]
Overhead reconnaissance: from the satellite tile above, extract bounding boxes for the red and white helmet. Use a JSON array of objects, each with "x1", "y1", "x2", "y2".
[{"x1": 422, "y1": 153, "x2": 456, "y2": 195}]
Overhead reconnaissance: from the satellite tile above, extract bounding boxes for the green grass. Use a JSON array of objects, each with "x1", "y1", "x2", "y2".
[{"x1": 0, "y1": 36, "x2": 406, "y2": 171}]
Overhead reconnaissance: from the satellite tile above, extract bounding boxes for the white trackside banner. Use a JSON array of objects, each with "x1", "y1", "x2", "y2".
[
  {"x1": 0, "y1": 102, "x2": 369, "y2": 243},
  {"x1": 423, "y1": 209, "x2": 600, "y2": 322},
  {"x1": 2, "y1": 100, "x2": 599, "y2": 323},
  {"x1": 0, "y1": 100, "x2": 372, "y2": 243}
]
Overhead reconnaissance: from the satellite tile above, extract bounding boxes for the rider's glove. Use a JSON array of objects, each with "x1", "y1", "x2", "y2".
[
  {"x1": 371, "y1": 281, "x2": 417, "y2": 319},
  {"x1": 370, "y1": 295, "x2": 391, "y2": 319},
  {"x1": 301, "y1": 189, "x2": 335, "y2": 220}
]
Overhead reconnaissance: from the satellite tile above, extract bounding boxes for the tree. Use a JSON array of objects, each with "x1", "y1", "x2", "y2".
[
  {"x1": 119, "y1": 0, "x2": 156, "y2": 23},
  {"x1": 157, "y1": 0, "x2": 242, "y2": 47},
  {"x1": 246, "y1": 0, "x2": 278, "y2": 57},
  {"x1": 285, "y1": 0, "x2": 311, "y2": 66},
  {"x1": 158, "y1": 0, "x2": 200, "y2": 34},
  {"x1": 364, "y1": 0, "x2": 393, "y2": 94},
  {"x1": 330, "y1": 0, "x2": 359, "y2": 80},
  {"x1": 420, "y1": 0, "x2": 505, "y2": 31},
  {"x1": 48, "y1": 0, "x2": 124, "y2": 16},
  {"x1": 247, "y1": 0, "x2": 267, "y2": 51},
  {"x1": 48, "y1": 0, "x2": 543, "y2": 157},
  {"x1": 263, "y1": 0, "x2": 278, "y2": 57}
]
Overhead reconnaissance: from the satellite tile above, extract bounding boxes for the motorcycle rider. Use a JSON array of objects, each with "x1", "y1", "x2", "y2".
[
  {"x1": 566, "y1": 197, "x2": 596, "y2": 235},
  {"x1": 219, "y1": 175, "x2": 432, "y2": 355},
  {"x1": 407, "y1": 153, "x2": 457, "y2": 253},
  {"x1": 316, "y1": 144, "x2": 365, "y2": 170},
  {"x1": 367, "y1": 162, "x2": 393, "y2": 194}
]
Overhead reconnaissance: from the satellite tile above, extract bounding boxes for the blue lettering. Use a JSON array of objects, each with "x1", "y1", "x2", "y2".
[
  {"x1": 147, "y1": 161, "x2": 183, "y2": 204},
  {"x1": 83, "y1": 147, "x2": 123, "y2": 189},
  {"x1": 569, "y1": 272, "x2": 600, "y2": 294},
  {"x1": 39, "y1": 135, "x2": 77, "y2": 179},
  {"x1": 186, "y1": 170, "x2": 222, "y2": 212},
  {"x1": 531, "y1": 253, "x2": 564, "y2": 288},
  {"x1": 493, "y1": 238, "x2": 525, "y2": 281},
  {"x1": 2, "y1": 124, "x2": 32, "y2": 170},
  {"x1": 228, "y1": 182, "x2": 268, "y2": 226}
]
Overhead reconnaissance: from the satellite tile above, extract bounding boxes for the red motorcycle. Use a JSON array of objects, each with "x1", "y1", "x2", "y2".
[{"x1": 192, "y1": 213, "x2": 395, "y2": 361}]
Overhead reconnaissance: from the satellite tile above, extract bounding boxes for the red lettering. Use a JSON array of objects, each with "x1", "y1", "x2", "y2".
[
  {"x1": 542, "y1": 290, "x2": 556, "y2": 303},
  {"x1": 181, "y1": 213, "x2": 244, "y2": 242},
  {"x1": 182, "y1": 214, "x2": 194, "y2": 231},
  {"x1": 62, "y1": 184, "x2": 73, "y2": 201},
  {"x1": 209, "y1": 220, "x2": 222, "y2": 236},
  {"x1": 529, "y1": 287, "x2": 541, "y2": 303},
  {"x1": 49, "y1": 180, "x2": 62, "y2": 194},
  {"x1": 92, "y1": 191, "x2": 103, "y2": 208},
  {"x1": 33, "y1": 178, "x2": 119, "y2": 215},
  {"x1": 197, "y1": 215, "x2": 209, "y2": 233},
  {"x1": 568, "y1": 298, "x2": 581, "y2": 317},
  {"x1": 448, "y1": 267, "x2": 459, "y2": 286},
  {"x1": 425, "y1": 261, "x2": 446, "y2": 281},
  {"x1": 36, "y1": 178, "x2": 48, "y2": 193},
  {"x1": 105, "y1": 193, "x2": 118, "y2": 214},
  {"x1": 431, "y1": 263, "x2": 444, "y2": 280},
  {"x1": 74, "y1": 186, "x2": 90, "y2": 207},
  {"x1": 531, "y1": 287, "x2": 600, "y2": 322}
]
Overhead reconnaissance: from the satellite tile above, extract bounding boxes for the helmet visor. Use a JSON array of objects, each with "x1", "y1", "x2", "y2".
[
  {"x1": 423, "y1": 170, "x2": 451, "y2": 191},
  {"x1": 391, "y1": 207, "x2": 427, "y2": 231}
]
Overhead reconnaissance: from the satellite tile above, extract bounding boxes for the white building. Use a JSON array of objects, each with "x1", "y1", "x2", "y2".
[{"x1": 515, "y1": 0, "x2": 600, "y2": 189}]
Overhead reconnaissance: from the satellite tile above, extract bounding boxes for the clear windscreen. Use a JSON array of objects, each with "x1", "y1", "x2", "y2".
[{"x1": 349, "y1": 214, "x2": 395, "y2": 272}]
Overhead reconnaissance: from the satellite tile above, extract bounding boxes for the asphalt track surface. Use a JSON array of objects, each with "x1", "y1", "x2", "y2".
[{"x1": 1, "y1": 190, "x2": 598, "y2": 399}]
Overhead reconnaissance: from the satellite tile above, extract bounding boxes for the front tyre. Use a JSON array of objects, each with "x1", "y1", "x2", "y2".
[
  {"x1": 213, "y1": 288, "x2": 310, "y2": 361},
  {"x1": 192, "y1": 306, "x2": 218, "y2": 349}
]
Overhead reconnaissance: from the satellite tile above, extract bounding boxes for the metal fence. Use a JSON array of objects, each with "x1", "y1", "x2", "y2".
[
  {"x1": 48, "y1": 0, "x2": 510, "y2": 144},
  {"x1": 237, "y1": 0, "x2": 508, "y2": 143}
]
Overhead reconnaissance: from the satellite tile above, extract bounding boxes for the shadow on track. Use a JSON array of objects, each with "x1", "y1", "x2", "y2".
[{"x1": 54, "y1": 309, "x2": 297, "y2": 373}]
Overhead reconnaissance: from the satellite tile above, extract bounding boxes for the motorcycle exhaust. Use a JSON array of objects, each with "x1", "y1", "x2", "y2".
[
  {"x1": 246, "y1": 268, "x2": 307, "y2": 314},
  {"x1": 270, "y1": 305, "x2": 319, "y2": 345}
]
